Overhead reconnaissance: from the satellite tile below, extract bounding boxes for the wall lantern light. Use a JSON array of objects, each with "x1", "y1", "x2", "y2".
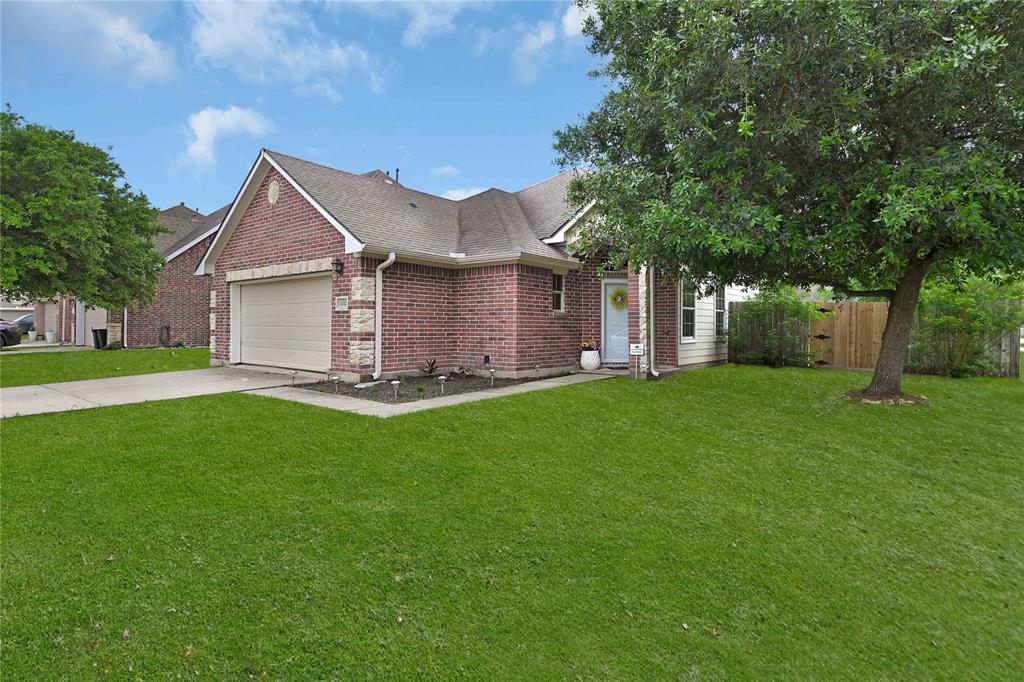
[{"x1": 332, "y1": 257, "x2": 344, "y2": 276}]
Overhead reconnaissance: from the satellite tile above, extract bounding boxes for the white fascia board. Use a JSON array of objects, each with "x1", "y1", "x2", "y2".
[
  {"x1": 261, "y1": 152, "x2": 364, "y2": 254},
  {"x1": 195, "y1": 151, "x2": 366, "y2": 276},
  {"x1": 165, "y1": 224, "x2": 220, "y2": 263},
  {"x1": 542, "y1": 201, "x2": 596, "y2": 245}
]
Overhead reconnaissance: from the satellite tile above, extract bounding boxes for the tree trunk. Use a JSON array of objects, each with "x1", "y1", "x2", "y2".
[{"x1": 865, "y1": 262, "x2": 930, "y2": 397}]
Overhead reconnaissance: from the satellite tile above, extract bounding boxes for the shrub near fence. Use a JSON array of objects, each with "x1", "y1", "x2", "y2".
[{"x1": 729, "y1": 282, "x2": 1022, "y2": 378}]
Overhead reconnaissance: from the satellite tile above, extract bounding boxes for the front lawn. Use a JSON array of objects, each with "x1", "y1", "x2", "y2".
[
  {"x1": 0, "y1": 347, "x2": 210, "y2": 387},
  {"x1": 2, "y1": 366, "x2": 1021, "y2": 678}
]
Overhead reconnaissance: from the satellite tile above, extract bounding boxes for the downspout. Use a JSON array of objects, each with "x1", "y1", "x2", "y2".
[
  {"x1": 372, "y1": 252, "x2": 397, "y2": 380},
  {"x1": 122, "y1": 308, "x2": 128, "y2": 348},
  {"x1": 648, "y1": 266, "x2": 660, "y2": 378}
]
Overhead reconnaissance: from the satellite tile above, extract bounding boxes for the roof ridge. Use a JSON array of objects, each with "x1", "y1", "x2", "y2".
[
  {"x1": 265, "y1": 149, "x2": 460, "y2": 205},
  {"x1": 514, "y1": 168, "x2": 574, "y2": 194}
]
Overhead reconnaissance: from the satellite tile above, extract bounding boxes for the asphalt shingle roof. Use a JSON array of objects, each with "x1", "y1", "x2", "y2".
[
  {"x1": 264, "y1": 150, "x2": 577, "y2": 263},
  {"x1": 155, "y1": 203, "x2": 230, "y2": 258}
]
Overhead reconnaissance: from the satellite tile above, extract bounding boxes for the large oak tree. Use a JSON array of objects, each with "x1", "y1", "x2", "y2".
[
  {"x1": 1, "y1": 109, "x2": 165, "y2": 310},
  {"x1": 556, "y1": 0, "x2": 1024, "y2": 396}
]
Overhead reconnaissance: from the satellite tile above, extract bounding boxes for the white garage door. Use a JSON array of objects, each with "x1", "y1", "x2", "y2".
[{"x1": 239, "y1": 275, "x2": 332, "y2": 371}]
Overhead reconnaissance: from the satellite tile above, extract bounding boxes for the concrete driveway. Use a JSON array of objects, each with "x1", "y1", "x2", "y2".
[{"x1": 0, "y1": 366, "x2": 306, "y2": 418}]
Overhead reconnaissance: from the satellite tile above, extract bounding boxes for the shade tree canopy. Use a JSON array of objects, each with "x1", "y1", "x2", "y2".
[
  {"x1": 556, "y1": 0, "x2": 1024, "y2": 396},
  {"x1": 0, "y1": 108, "x2": 165, "y2": 310}
]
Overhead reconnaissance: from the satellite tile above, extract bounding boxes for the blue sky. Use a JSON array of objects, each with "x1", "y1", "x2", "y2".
[{"x1": 1, "y1": 1, "x2": 603, "y2": 214}]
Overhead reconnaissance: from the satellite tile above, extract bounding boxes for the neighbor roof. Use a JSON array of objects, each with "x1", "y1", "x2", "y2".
[
  {"x1": 263, "y1": 150, "x2": 580, "y2": 264},
  {"x1": 156, "y1": 203, "x2": 230, "y2": 259}
]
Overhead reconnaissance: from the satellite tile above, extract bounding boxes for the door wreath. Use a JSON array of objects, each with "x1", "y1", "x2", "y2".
[{"x1": 609, "y1": 287, "x2": 628, "y2": 310}]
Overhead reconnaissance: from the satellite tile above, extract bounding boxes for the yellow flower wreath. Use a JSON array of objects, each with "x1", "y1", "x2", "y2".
[{"x1": 609, "y1": 287, "x2": 628, "y2": 310}]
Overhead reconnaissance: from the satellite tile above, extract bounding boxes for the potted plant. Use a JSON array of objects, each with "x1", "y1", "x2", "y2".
[
  {"x1": 44, "y1": 330, "x2": 56, "y2": 343},
  {"x1": 579, "y1": 340, "x2": 602, "y2": 370}
]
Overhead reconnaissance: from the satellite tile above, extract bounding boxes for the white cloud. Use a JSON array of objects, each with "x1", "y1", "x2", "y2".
[
  {"x1": 442, "y1": 187, "x2": 486, "y2": 201},
  {"x1": 402, "y1": 2, "x2": 465, "y2": 47},
  {"x1": 3, "y1": 2, "x2": 175, "y2": 84},
  {"x1": 511, "y1": 21, "x2": 556, "y2": 85},
  {"x1": 186, "y1": 106, "x2": 272, "y2": 168},
  {"x1": 189, "y1": 1, "x2": 377, "y2": 99},
  {"x1": 561, "y1": 2, "x2": 598, "y2": 39},
  {"x1": 431, "y1": 165, "x2": 459, "y2": 177}
]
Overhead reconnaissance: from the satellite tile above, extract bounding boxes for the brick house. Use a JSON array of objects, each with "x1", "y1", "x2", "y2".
[{"x1": 197, "y1": 149, "x2": 746, "y2": 380}]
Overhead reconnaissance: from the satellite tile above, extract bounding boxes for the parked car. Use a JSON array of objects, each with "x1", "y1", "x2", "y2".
[
  {"x1": 0, "y1": 319, "x2": 22, "y2": 348},
  {"x1": 13, "y1": 312, "x2": 34, "y2": 335}
]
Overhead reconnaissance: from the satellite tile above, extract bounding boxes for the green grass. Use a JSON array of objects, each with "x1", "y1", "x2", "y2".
[
  {"x1": 0, "y1": 347, "x2": 210, "y2": 387},
  {"x1": 2, "y1": 366, "x2": 1022, "y2": 678}
]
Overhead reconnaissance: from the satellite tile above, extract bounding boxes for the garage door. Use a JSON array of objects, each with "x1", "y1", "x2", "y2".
[{"x1": 239, "y1": 275, "x2": 332, "y2": 371}]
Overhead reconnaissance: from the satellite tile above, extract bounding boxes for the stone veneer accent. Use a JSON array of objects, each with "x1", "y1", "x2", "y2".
[
  {"x1": 349, "y1": 340, "x2": 375, "y2": 365},
  {"x1": 349, "y1": 308, "x2": 374, "y2": 333},
  {"x1": 225, "y1": 257, "x2": 332, "y2": 282},
  {"x1": 350, "y1": 276, "x2": 375, "y2": 301}
]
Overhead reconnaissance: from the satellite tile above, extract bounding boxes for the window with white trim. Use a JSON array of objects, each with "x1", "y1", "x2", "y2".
[
  {"x1": 679, "y1": 282, "x2": 696, "y2": 340},
  {"x1": 715, "y1": 285, "x2": 726, "y2": 337},
  {"x1": 552, "y1": 274, "x2": 565, "y2": 311}
]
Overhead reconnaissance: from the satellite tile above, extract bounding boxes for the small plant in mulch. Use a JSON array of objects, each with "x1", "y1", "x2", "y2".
[
  {"x1": 846, "y1": 389, "x2": 929, "y2": 406},
  {"x1": 420, "y1": 358, "x2": 438, "y2": 376}
]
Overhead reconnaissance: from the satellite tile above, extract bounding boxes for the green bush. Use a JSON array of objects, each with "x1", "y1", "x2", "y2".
[
  {"x1": 909, "y1": 278, "x2": 1024, "y2": 378},
  {"x1": 729, "y1": 287, "x2": 829, "y2": 368}
]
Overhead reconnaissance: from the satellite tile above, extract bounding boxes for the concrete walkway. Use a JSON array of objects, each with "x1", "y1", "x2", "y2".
[
  {"x1": 1, "y1": 343, "x2": 93, "y2": 355},
  {"x1": 248, "y1": 372, "x2": 615, "y2": 418},
  {"x1": 0, "y1": 367, "x2": 303, "y2": 418}
]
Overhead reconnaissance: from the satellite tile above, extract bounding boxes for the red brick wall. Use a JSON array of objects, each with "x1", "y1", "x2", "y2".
[
  {"x1": 514, "y1": 264, "x2": 581, "y2": 371},
  {"x1": 380, "y1": 261, "x2": 457, "y2": 372},
  {"x1": 654, "y1": 271, "x2": 678, "y2": 367},
  {"x1": 450, "y1": 265, "x2": 520, "y2": 371},
  {"x1": 124, "y1": 236, "x2": 213, "y2": 347}
]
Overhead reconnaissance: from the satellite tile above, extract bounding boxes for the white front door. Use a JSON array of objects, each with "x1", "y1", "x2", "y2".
[{"x1": 602, "y1": 279, "x2": 629, "y2": 363}]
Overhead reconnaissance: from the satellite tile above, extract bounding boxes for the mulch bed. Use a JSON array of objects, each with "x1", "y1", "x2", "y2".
[
  {"x1": 301, "y1": 373, "x2": 545, "y2": 404},
  {"x1": 846, "y1": 389, "x2": 929, "y2": 405}
]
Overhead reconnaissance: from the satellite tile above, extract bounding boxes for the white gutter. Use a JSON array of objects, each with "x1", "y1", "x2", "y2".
[
  {"x1": 648, "y1": 266, "x2": 660, "y2": 378},
  {"x1": 372, "y1": 252, "x2": 397, "y2": 380}
]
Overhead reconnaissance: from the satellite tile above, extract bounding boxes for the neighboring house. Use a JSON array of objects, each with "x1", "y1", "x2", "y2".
[
  {"x1": 52, "y1": 203, "x2": 227, "y2": 347},
  {"x1": 0, "y1": 299, "x2": 33, "y2": 321},
  {"x1": 111, "y1": 202, "x2": 228, "y2": 347},
  {"x1": 197, "y1": 149, "x2": 747, "y2": 380}
]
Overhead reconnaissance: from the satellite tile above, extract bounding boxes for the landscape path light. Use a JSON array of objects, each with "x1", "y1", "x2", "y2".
[{"x1": 391, "y1": 379, "x2": 401, "y2": 399}]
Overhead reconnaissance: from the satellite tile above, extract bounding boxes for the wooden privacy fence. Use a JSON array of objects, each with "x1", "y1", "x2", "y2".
[
  {"x1": 809, "y1": 302, "x2": 887, "y2": 370},
  {"x1": 729, "y1": 300, "x2": 1021, "y2": 378}
]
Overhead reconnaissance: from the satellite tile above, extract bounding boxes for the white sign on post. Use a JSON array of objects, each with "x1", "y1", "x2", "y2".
[{"x1": 629, "y1": 343, "x2": 645, "y2": 356}]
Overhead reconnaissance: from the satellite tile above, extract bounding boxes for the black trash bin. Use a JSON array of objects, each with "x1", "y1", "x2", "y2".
[{"x1": 92, "y1": 328, "x2": 108, "y2": 349}]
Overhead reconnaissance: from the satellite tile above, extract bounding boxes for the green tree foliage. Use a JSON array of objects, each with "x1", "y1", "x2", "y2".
[
  {"x1": 0, "y1": 108, "x2": 165, "y2": 309},
  {"x1": 909, "y1": 276, "x2": 1024, "y2": 377},
  {"x1": 556, "y1": 0, "x2": 1024, "y2": 395}
]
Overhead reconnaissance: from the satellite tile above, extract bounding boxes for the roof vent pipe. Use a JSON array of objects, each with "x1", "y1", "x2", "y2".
[
  {"x1": 395, "y1": 168, "x2": 399, "y2": 183},
  {"x1": 372, "y1": 252, "x2": 397, "y2": 380}
]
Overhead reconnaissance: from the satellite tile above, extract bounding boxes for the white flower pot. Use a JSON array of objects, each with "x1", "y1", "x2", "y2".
[
  {"x1": 580, "y1": 349, "x2": 602, "y2": 371},
  {"x1": 45, "y1": 331, "x2": 56, "y2": 343}
]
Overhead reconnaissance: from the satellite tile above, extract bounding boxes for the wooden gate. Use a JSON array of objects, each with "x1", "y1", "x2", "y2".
[{"x1": 809, "y1": 302, "x2": 888, "y2": 370}]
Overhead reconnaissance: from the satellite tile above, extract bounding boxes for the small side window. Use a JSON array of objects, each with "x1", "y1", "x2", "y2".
[
  {"x1": 552, "y1": 274, "x2": 565, "y2": 311},
  {"x1": 680, "y1": 282, "x2": 696, "y2": 340},
  {"x1": 715, "y1": 285, "x2": 726, "y2": 337}
]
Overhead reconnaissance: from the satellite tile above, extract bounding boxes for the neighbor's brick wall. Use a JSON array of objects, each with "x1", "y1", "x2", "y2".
[
  {"x1": 209, "y1": 168, "x2": 352, "y2": 370},
  {"x1": 54, "y1": 295, "x2": 76, "y2": 343},
  {"x1": 122, "y1": 236, "x2": 214, "y2": 347}
]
